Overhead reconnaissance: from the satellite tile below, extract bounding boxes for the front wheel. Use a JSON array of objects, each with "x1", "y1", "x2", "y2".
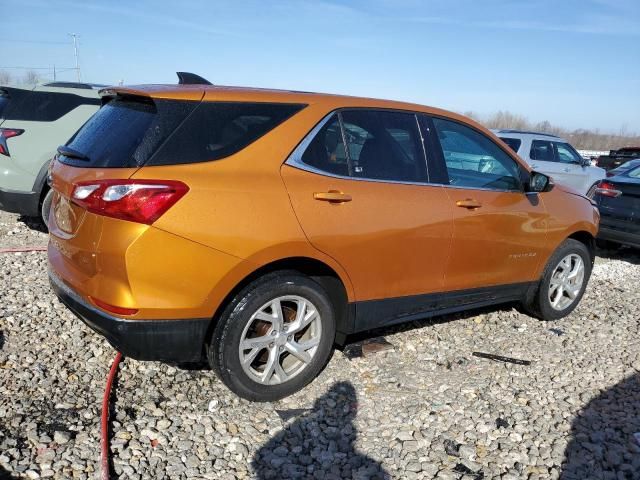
[
  {"x1": 522, "y1": 239, "x2": 592, "y2": 320},
  {"x1": 208, "y1": 272, "x2": 336, "y2": 401}
]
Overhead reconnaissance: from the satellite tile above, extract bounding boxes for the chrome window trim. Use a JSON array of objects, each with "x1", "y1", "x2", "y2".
[{"x1": 284, "y1": 110, "x2": 525, "y2": 194}]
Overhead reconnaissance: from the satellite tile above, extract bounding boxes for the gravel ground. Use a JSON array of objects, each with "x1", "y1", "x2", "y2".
[{"x1": 1, "y1": 210, "x2": 639, "y2": 480}]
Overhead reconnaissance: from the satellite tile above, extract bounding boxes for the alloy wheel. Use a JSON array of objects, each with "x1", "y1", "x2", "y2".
[
  {"x1": 548, "y1": 254, "x2": 585, "y2": 311},
  {"x1": 238, "y1": 295, "x2": 322, "y2": 385}
]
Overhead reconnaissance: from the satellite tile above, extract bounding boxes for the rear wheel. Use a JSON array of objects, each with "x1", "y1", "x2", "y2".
[
  {"x1": 208, "y1": 272, "x2": 336, "y2": 401},
  {"x1": 522, "y1": 239, "x2": 592, "y2": 320}
]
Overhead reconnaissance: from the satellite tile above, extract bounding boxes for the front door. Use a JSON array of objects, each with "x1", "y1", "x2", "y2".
[
  {"x1": 281, "y1": 110, "x2": 454, "y2": 305},
  {"x1": 553, "y1": 141, "x2": 589, "y2": 192},
  {"x1": 428, "y1": 116, "x2": 549, "y2": 291}
]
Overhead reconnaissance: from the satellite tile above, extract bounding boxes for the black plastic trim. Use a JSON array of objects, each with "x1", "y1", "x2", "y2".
[
  {"x1": 177, "y1": 72, "x2": 213, "y2": 85},
  {"x1": 598, "y1": 226, "x2": 640, "y2": 248},
  {"x1": 0, "y1": 187, "x2": 39, "y2": 216},
  {"x1": 352, "y1": 282, "x2": 534, "y2": 332},
  {"x1": 49, "y1": 269, "x2": 209, "y2": 362}
]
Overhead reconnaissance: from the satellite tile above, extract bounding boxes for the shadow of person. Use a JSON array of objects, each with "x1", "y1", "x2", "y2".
[
  {"x1": 560, "y1": 373, "x2": 640, "y2": 479},
  {"x1": 0, "y1": 465, "x2": 19, "y2": 479},
  {"x1": 252, "y1": 381, "x2": 389, "y2": 479}
]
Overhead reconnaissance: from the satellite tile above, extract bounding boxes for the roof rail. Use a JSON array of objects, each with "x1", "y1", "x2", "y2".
[
  {"x1": 176, "y1": 72, "x2": 212, "y2": 86},
  {"x1": 497, "y1": 129, "x2": 560, "y2": 138}
]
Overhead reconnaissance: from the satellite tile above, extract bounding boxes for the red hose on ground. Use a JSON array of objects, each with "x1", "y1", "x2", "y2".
[
  {"x1": 101, "y1": 351, "x2": 123, "y2": 480},
  {"x1": 0, "y1": 246, "x2": 48, "y2": 254}
]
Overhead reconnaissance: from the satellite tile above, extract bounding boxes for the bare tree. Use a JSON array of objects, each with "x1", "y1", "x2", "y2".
[
  {"x1": 0, "y1": 70, "x2": 12, "y2": 86},
  {"x1": 470, "y1": 111, "x2": 640, "y2": 151},
  {"x1": 23, "y1": 70, "x2": 41, "y2": 86}
]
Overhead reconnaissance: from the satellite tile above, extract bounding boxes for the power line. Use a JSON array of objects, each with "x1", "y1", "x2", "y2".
[
  {"x1": 0, "y1": 66, "x2": 76, "y2": 70},
  {"x1": 0, "y1": 39, "x2": 68, "y2": 45}
]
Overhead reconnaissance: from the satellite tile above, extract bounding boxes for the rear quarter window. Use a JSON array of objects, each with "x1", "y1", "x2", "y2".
[{"x1": 148, "y1": 102, "x2": 306, "y2": 166}]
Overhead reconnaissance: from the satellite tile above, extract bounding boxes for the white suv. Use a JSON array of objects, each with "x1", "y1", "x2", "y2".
[
  {"x1": 0, "y1": 82, "x2": 103, "y2": 225},
  {"x1": 493, "y1": 129, "x2": 605, "y2": 195}
]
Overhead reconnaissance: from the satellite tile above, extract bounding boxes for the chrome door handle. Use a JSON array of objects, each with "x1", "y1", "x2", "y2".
[
  {"x1": 531, "y1": 164, "x2": 539, "y2": 169},
  {"x1": 456, "y1": 199, "x2": 482, "y2": 209},
  {"x1": 314, "y1": 190, "x2": 352, "y2": 203},
  {"x1": 563, "y1": 167, "x2": 571, "y2": 172}
]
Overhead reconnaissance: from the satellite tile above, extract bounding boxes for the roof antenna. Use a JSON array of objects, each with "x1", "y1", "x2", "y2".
[{"x1": 176, "y1": 72, "x2": 212, "y2": 85}]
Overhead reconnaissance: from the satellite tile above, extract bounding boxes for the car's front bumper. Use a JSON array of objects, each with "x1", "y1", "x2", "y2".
[
  {"x1": 49, "y1": 268, "x2": 210, "y2": 362},
  {"x1": 0, "y1": 187, "x2": 39, "y2": 216}
]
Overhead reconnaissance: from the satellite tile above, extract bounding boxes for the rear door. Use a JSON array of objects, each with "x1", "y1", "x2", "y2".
[
  {"x1": 282, "y1": 109, "x2": 454, "y2": 307},
  {"x1": 427, "y1": 116, "x2": 549, "y2": 290}
]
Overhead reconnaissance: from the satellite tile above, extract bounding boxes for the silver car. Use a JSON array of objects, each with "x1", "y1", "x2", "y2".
[{"x1": 492, "y1": 129, "x2": 605, "y2": 195}]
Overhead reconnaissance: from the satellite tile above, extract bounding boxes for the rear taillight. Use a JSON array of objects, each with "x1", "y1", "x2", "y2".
[
  {"x1": 594, "y1": 181, "x2": 622, "y2": 198},
  {"x1": 0, "y1": 128, "x2": 25, "y2": 156},
  {"x1": 71, "y1": 179, "x2": 189, "y2": 224}
]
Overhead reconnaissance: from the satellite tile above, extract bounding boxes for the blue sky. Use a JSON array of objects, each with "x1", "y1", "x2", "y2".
[{"x1": 2, "y1": 0, "x2": 639, "y2": 132}]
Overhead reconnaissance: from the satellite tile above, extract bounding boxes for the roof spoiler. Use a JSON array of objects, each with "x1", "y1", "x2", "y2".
[{"x1": 176, "y1": 72, "x2": 212, "y2": 86}]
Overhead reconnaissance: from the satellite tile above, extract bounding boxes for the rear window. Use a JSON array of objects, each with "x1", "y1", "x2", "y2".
[
  {"x1": 2, "y1": 90, "x2": 100, "y2": 122},
  {"x1": 0, "y1": 92, "x2": 9, "y2": 119},
  {"x1": 60, "y1": 97, "x2": 196, "y2": 168},
  {"x1": 59, "y1": 99, "x2": 305, "y2": 168},
  {"x1": 499, "y1": 137, "x2": 522, "y2": 153}
]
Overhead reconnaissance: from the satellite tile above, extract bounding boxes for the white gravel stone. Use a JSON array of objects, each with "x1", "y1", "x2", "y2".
[{"x1": 1, "y1": 210, "x2": 639, "y2": 479}]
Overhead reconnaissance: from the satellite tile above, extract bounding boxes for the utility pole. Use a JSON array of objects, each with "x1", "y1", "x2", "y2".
[{"x1": 68, "y1": 33, "x2": 81, "y2": 82}]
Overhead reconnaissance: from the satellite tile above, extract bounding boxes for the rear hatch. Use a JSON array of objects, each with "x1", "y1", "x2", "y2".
[{"x1": 49, "y1": 90, "x2": 204, "y2": 290}]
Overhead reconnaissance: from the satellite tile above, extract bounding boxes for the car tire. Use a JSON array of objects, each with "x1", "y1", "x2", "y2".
[
  {"x1": 207, "y1": 271, "x2": 336, "y2": 402},
  {"x1": 41, "y1": 188, "x2": 53, "y2": 230},
  {"x1": 522, "y1": 239, "x2": 592, "y2": 321}
]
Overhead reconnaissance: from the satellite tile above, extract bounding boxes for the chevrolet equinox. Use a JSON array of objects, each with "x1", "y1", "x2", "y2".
[{"x1": 48, "y1": 74, "x2": 599, "y2": 401}]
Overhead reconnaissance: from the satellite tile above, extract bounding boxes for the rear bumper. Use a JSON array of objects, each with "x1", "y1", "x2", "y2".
[
  {"x1": 49, "y1": 268, "x2": 210, "y2": 362},
  {"x1": 597, "y1": 218, "x2": 640, "y2": 248},
  {"x1": 0, "y1": 187, "x2": 40, "y2": 216}
]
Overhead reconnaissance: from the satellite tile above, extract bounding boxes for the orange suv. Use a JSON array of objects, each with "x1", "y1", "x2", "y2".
[{"x1": 48, "y1": 74, "x2": 599, "y2": 401}]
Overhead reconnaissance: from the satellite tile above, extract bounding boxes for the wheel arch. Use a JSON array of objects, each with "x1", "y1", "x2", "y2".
[
  {"x1": 567, "y1": 230, "x2": 596, "y2": 264},
  {"x1": 205, "y1": 256, "x2": 354, "y2": 350}
]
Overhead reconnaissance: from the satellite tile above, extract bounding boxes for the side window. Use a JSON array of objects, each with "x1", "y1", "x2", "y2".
[
  {"x1": 530, "y1": 140, "x2": 555, "y2": 162},
  {"x1": 499, "y1": 137, "x2": 522, "y2": 153},
  {"x1": 340, "y1": 110, "x2": 427, "y2": 182},
  {"x1": 554, "y1": 142, "x2": 582, "y2": 164},
  {"x1": 300, "y1": 114, "x2": 350, "y2": 177},
  {"x1": 432, "y1": 117, "x2": 522, "y2": 191}
]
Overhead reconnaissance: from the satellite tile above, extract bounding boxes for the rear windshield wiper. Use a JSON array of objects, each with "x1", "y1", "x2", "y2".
[{"x1": 57, "y1": 145, "x2": 90, "y2": 161}]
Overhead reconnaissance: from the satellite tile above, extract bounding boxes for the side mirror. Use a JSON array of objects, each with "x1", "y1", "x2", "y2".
[{"x1": 528, "y1": 171, "x2": 554, "y2": 193}]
